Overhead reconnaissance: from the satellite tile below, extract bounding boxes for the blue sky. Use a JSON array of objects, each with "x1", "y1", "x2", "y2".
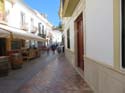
[{"x1": 23, "y1": 0, "x2": 60, "y2": 26}]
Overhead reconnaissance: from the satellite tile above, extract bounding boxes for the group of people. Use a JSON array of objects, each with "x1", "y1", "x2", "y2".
[{"x1": 46, "y1": 43, "x2": 64, "y2": 54}]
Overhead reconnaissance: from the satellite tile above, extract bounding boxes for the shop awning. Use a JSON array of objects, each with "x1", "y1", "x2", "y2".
[
  {"x1": 0, "y1": 28, "x2": 10, "y2": 38},
  {"x1": 0, "y1": 24, "x2": 46, "y2": 42}
]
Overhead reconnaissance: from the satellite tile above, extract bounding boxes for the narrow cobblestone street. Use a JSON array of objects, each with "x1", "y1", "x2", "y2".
[{"x1": 0, "y1": 52, "x2": 93, "y2": 93}]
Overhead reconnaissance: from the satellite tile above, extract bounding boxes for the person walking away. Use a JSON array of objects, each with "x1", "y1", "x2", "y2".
[{"x1": 51, "y1": 44, "x2": 56, "y2": 54}]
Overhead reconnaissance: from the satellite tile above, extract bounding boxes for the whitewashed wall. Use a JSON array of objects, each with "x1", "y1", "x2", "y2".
[
  {"x1": 52, "y1": 30, "x2": 62, "y2": 43},
  {"x1": 69, "y1": 19, "x2": 75, "y2": 51},
  {"x1": 85, "y1": 0, "x2": 114, "y2": 66},
  {"x1": 5, "y1": 0, "x2": 53, "y2": 48},
  {"x1": 5, "y1": 1, "x2": 21, "y2": 28},
  {"x1": 63, "y1": 17, "x2": 75, "y2": 51},
  {"x1": 5, "y1": 0, "x2": 52, "y2": 34}
]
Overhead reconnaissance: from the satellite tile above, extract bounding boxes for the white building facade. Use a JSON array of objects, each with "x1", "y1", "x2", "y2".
[
  {"x1": 0, "y1": 0, "x2": 53, "y2": 55},
  {"x1": 59, "y1": 0, "x2": 125, "y2": 93},
  {"x1": 51, "y1": 29, "x2": 63, "y2": 44}
]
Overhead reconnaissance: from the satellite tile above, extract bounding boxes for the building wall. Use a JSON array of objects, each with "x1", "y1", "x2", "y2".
[
  {"x1": 63, "y1": 17, "x2": 74, "y2": 52},
  {"x1": 86, "y1": 0, "x2": 114, "y2": 66},
  {"x1": 4, "y1": 0, "x2": 53, "y2": 49},
  {"x1": 5, "y1": 1, "x2": 21, "y2": 28},
  {"x1": 51, "y1": 30, "x2": 62, "y2": 43},
  {"x1": 84, "y1": 57, "x2": 125, "y2": 93},
  {"x1": 63, "y1": 0, "x2": 84, "y2": 65},
  {"x1": 62, "y1": 0, "x2": 125, "y2": 93},
  {"x1": 84, "y1": 1, "x2": 125, "y2": 93}
]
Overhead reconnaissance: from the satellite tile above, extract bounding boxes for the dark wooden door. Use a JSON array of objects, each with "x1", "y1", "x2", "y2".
[{"x1": 76, "y1": 14, "x2": 84, "y2": 70}]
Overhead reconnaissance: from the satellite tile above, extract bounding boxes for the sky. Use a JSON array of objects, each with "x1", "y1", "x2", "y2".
[{"x1": 23, "y1": 0, "x2": 60, "y2": 26}]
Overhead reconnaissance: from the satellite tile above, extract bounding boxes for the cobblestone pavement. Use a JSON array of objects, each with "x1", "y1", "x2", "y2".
[{"x1": 0, "y1": 52, "x2": 93, "y2": 93}]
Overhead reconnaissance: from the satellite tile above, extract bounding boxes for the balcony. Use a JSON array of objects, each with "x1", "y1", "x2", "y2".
[
  {"x1": 59, "y1": 0, "x2": 80, "y2": 17},
  {"x1": 21, "y1": 23, "x2": 28, "y2": 31},
  {"x1": 31, "y1": 26, "x2": 37, "y2": 33},
  {"x1": 38, "y1": 33, "x2": 46, "y2": 38}
]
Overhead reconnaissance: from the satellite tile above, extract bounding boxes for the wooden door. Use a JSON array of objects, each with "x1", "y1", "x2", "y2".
[{"x1": 75, "y1": 14, "x2": 84, "y2": 70}]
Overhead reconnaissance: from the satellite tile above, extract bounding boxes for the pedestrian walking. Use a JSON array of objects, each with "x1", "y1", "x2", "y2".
[{"x1": 51, "y1": 44, "x2": 56, "y2": 54}]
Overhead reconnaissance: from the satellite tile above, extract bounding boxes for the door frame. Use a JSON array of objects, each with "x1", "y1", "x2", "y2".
[{"x1": 74, "y1": 13, "x2": 84, "y2": 70}]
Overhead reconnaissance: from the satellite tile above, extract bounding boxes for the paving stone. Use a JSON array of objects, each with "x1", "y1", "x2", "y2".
[{"x1": 0, "y1": 51, "x2": 93, "y2": 93}]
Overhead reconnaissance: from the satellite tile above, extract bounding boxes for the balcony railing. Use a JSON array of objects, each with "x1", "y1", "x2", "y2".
[{"x1": 38, "y1": 33, "x2": 46, "y2": 38}]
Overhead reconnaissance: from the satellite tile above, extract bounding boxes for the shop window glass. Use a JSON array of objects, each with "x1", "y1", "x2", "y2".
[{"x1": 11, "y1": 40, "x2": 21, "y2": 50}]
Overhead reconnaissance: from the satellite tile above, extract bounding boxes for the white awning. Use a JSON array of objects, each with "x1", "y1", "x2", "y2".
[
  {"x1": 0, "y1": 24, "x2": 46, "y2": 42},
  {"x1": 0, "y1": 28, "x2": 10, "y2": 38}
]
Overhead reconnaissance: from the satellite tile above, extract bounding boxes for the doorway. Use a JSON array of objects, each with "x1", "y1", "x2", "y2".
[
  {"x1": 75, "y1": 13, "x2": 84, "y2": 70},
  {"x1": 0, "y1": 38, "x2": 6, "y2": 56}
]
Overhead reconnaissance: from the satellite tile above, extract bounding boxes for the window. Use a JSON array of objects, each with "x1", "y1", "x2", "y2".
[
  {"x1": 21, "y1": 12, "x2": 25, "y2": 25},
  {"x1": 38, "y1": 23, "x2": 42, "y2": 34},
  {"x1": 31, "y1": 18, "x2": 34, "y2": 26},
  {"x1": 122, "y1": 0, "x2": 125, "y2": 68},
  {"x1": 67, "y1": 29, "x2": 70, "y2": 49},
  {"x1": 42, "y1": 25, "x2": 44, "y2": 34},
  {"x1": 11, "y1": 40, "x2": 21, "y2": 50}
]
